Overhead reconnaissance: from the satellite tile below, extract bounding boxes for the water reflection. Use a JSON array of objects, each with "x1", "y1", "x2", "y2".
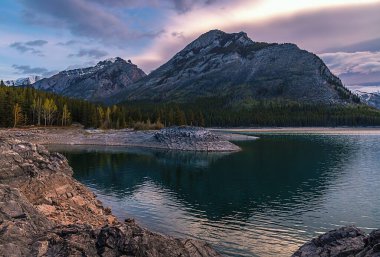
[{"x1": 47, "y1": 135, "x2": 380, "y2": 257}]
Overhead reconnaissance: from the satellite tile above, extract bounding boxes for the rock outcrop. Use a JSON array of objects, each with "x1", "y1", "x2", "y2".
[
  {"x1": 110, "y1": 29, "x2": 357, "y2": 106},
  {"x1": 293, "y1": 226, "x2": 380, "y2": 257},
  {"x1": 32, "y1": 57, "x2": 146, "y2": 101},
  {"x1": 0, "y1": 136, "x2": 221, "y2": 257},
  {"x1": 152, "y1": 126, "x2": 241, "y2": 151}
]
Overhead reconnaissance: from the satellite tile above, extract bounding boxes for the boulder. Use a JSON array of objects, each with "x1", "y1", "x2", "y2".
[{"x1": 0, "y1": 136, "x2": 221, "y2": 257}]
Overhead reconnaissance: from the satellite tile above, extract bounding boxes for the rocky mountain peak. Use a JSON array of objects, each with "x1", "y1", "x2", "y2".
[
  {"x1": 111, "y1": 29, "x2": 357, "y2": 105},
  {"x1": 96, "y1": 57, "x2": 130, "y2": 67},
  {"x1": 4, "y1": 75, "x2": 42, "y2": 87},
  {"x1": 33, "y1": 56, "x2": 146, "y2": 101},
  {"x1": 183, "y1": 29, "x2": 254, "y2": 53}
]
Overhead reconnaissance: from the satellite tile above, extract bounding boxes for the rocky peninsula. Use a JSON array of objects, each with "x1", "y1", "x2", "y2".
[
  {"x1": 0, "y1": 136, "x2": 221, "y2": 256},
  {"x1": 0, "y1": 126, "x2": 256, "y2": 152}
]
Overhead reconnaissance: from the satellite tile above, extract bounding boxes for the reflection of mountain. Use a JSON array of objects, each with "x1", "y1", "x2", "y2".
[{"x1": 55, "y1": 136, "x2": 356, "y2": 220}]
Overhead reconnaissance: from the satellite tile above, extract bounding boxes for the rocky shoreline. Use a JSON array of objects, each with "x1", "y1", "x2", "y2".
[
  {"x1": 293, "y1": 226, "x2": 380, "y2": 257},
  {"x1": 0, "y1": 126, "x2": 256, "y2": 152},
  {"x1": 0, "y1": 136, "x2": 220, "y2": 256},
  {"x1": 2, "y1": 132, "x2": 379, "y2": 256}
]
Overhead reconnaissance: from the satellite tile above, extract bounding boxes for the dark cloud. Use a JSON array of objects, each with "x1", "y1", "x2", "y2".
[
  {"x1": 9, "y1": 39, "x2": 47, "y2": 56},
  {"x1": 17, "y1": 0, "x2": 162, "y2": 46},
  {"x1": 171, "y1": 31, "x2": 185, "y2": 38},
  {"x1": 168, "y1": 0, "x2": 219, "y2": 13},
  {"x1": 89, "y1": 0, "x2": 221, "y2": 13},
  {"x1": 68, "y1": 48, "x2": 108, "y2": 59},
  {"x1": 12, "y1": 64, "x2": 58, "y2": 77},
  {"x1": 9, "y1": 42, "x2": 43, "y2": 56},
  {"x1": 324, "y1": 38, "x2": 380, "y2": 53},
  {"x1": 25, "y1": 39, "x2": 48, "y2": 46},
  {"x1": 57, "y1": 40, "x2": 79, "y2": 46},
  {"x1": 16, "y1": 0, "x2": 221, "y2": 48}
]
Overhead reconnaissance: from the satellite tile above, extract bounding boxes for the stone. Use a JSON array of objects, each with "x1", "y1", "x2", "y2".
[
  {"x1": 153, "y1": 126, "x2": 241, "y2": 151},
  {"x1": 0, "y1": 136, "x2": 221, "y2": 257},
  {"x1": 292, "y1": 226, "x2": 380, "y2": 257}
]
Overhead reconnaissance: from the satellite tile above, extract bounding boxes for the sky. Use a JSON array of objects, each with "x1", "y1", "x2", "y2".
[{"x1": 0, "y1": 0, "x2": 380, "y2": 92}]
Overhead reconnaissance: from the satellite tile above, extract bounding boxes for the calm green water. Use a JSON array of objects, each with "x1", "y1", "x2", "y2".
[{"x1": 48, "y1": 134, "x2": 380, "y2": 256}]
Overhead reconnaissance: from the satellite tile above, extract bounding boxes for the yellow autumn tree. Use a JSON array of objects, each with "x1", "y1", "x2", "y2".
[{"x1": 13, "y1": 103, "x2": 23, "y2": 128}]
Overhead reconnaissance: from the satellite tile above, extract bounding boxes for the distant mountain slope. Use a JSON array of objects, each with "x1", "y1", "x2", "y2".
[
  {"x1": 356, "y1": 90, "x2": 380, "y2": 109},
  {"x1": 111, "y1": 30, "x2": 357, "y2": 105},
  {"x1": 4, "y1": 76, "x2": 42, "y2": 86},
  {"x1": 33, "y1": 57, "x2": 146, "y2": 101}
]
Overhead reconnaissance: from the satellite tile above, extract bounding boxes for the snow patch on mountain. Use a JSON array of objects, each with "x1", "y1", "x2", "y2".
[{"x1": 3, "y1": 76, "x2": 42, "y2": 86}]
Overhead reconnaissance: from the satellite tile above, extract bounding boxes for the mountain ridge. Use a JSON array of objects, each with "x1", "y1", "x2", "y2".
[
  {"x1": 3, "y1": 75, "x2": 42, "y2": 86},
  {"x1": 29, "y1": 29, "x2": 358, "y2": 106},
  {"x1": 108, "y1": 29, "x2": 357, "y2": 105},
  {"x1": 32, "y1": 57, "x2": 146, "y2": 101}
]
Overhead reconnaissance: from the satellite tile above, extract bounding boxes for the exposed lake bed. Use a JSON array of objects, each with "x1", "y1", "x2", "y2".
[
  {"x1": 0, "y1": 126, "x2": 256, "y2": 152},
  {"x1": 47, "y1": 130, "x2": 380, "y2": 256}
]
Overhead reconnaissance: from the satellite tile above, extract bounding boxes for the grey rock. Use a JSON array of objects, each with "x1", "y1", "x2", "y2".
[
  {"x1": 152, "y1": 126, "x2": 241, "y2": 151},
  {"x1": 0, "y1": 136, "x2": 221, "y2": 257},
  {"x1": 32, "y1": 57, "x2": 146, "y2": 101},
  {"x1": 110, "y1": 29, "x2": 357, "y2": 105},
  {"x1": 293, "y1": 226, "x2": 380, "y2": 257}
]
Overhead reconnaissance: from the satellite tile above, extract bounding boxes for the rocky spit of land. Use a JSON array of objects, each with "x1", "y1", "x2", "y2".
[
  {"x1": 293, "y1": 226, "x2": 380, "y2": 257},
  {"x1": 0, "y1": 136, "x2": 220, "y2": 257},
  {"x1": 0, "y1": 126, "x2": 256, "y2": 152}
]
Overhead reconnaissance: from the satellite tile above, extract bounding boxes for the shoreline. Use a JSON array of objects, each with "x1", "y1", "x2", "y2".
[
  {"x1": 1, "y1": 131, "x2": 379, "y2": 256},
  {"x1": 0, "y1": 136, "x2": 221, "y2": 256},
  {"x1": 212, "y1": 126, "x2": 380, "y2": 135},
  {"x1": 0, "y1": 127, "x2": 257, "y2": 152}
]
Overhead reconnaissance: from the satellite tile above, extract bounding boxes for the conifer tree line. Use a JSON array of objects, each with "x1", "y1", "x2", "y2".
[{"x1": 2, "y1": 83, "x2": 380, "y2": 128}]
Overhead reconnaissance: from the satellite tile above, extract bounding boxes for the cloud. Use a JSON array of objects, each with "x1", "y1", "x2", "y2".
[
  {"x1": 12, "y1": 64, "x2": 58, "y2": 77},
  {"x1": 25, "y1": 40, "x2": 48, "y2": 46},
  {"x1": 324, "y1": 38, "x2": 380, "y2": 53},
  {"x1": 89, "y1": 0, "x2": 221, "y2": 13},
  {"x1": 18, "y1": 0, "x2": 163, "y2": 46},
  {"x1": 68, "y1": 48, "x2": 108, "y2": 59},
  {"x1": 131, "y1": 1, "x2": 380, "y2": 72},
  {"x1": 167, "y1": 0, "x2": 221, "y2": 13},
  {"x1": 319, "y1": 51, "x2": 380, "y2": 88},
  {"x1": 65, "y1": 61, "x2": 96, "y2": 70},
  {"x1": 9, "y1": 42, "x2": 43, "y2": 55},
  {"x1": 57, "y1": 40, "x2": 79, "y2": 46},
  {"x1": 9, "y1": 40, "x2": 48, "y2": 56},
  {"x1": 320, "y1": 51, "x2": 380, "y2": 75}
]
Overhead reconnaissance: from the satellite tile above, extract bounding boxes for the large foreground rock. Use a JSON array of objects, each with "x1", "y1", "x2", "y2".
[
  {"x1": 293, "y1": 226, "x2": 380, "y2": 257},
  {"x1": 0, "y1": 136, "x2": 221, "y2": 257}
]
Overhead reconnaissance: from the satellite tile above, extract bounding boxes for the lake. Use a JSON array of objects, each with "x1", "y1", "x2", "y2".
[{"x1": 48, "y1": 134, "x2": 380, "y2": 256}]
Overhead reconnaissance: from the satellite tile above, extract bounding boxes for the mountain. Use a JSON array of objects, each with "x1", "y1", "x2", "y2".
[
  {"x1": 110, "y1": 30, "x2": 357, "y2": 105},
  {"x1": 356, "y1": 90, "x2": 380, "y2": 109},
  {"x1": 32, "y1": 57, "x2": 146, "y2": 101},
  {"x1": 4, "y1": 75, "x2": 42, "y2": 86}
]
